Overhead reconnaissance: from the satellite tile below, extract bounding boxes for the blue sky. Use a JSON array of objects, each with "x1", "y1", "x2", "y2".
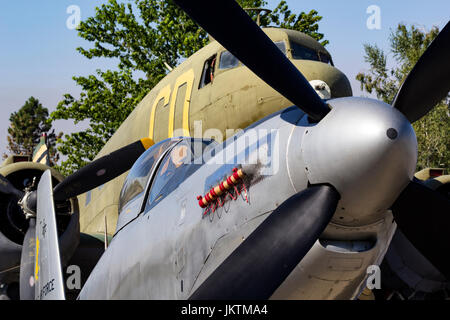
[{"x1": 1, "y1": 0, "x2": 449, "y2": 157}]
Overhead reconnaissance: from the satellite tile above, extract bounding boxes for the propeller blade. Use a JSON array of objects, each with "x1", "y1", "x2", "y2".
[
  {"x1": 189, "y1": 185, "x2": 340, "y2": 300},
  {"x1": 19, "y1": 218, "x2": 36, "y2": 300},
  {"x1": 173, "y1": 0, "x2": 331, "y2": 121},
  {"x1": 0, "y1": 174, "x2": 24, "y2": 199},
  {"x1": 34, "y1": 170, "x2": 65, "y2": 300},
  {"x1": 391, "y1": 179, "x2": 450, "y2": 279},
  {"x1": 52, "y1": 138, "x2": 154, "y2": 202},
  {"x1": 391, "y1": 21, "x2": 450, "y2": 123}
]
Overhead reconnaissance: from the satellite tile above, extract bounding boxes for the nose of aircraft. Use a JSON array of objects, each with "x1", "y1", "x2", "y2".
[{"x1": 301, "y1": 97, "x2": 417, "y2": 226}]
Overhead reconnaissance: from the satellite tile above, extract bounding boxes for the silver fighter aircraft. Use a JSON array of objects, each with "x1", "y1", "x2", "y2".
[{"x1": 0, "y1": 0, "x2": 449, "y2": 299}]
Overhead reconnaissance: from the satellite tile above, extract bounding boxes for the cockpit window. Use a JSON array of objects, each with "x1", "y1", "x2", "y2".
[
  {"x1": 318, "y1": 51, "x2": 333, "y2": 65},
  {"x1": 290, "y1": 41, "x2": 320, "y2": 61},
  {"x1": 145, "y1": 138, "x2": 216, "y2": 211},
  {"x1": 219, "y1": 50, "x2": 239, "y2": 70},
  {"x1": 290, "y1": 41, "x2": 333, "y2": 65},
  {"x1": 218, "y1": 41, "x2": 286, "y2": 70},
  {"x1": 199, "y1": 55, "x2": 217, "y2": 88},
  {"x1": 274, "y1": 41, "x2": 286, "y2": 55},
  {"x1": 118, "y1": 139, "x2": 179, "y2": 213}
]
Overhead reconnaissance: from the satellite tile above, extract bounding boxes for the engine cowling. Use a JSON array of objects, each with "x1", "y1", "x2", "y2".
[{"x1": 0, "y1": 162, "x2": 80, "y2": 284}]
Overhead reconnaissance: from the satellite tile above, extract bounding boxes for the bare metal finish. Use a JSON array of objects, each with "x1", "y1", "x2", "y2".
[
  {"x1": 2, "y1": 1, "x2": 448, "y2": 301},
  {"x1": 302, "y1": 97, "x2": 417, "y2": 226},
  {"x1": 35, "y1": 170, "x2": 65, "y2": 300},
  {"x1": 78, "y1": 105, "x2": 405, "y2": 300}
]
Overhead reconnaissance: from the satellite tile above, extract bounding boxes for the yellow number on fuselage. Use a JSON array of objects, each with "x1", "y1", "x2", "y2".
[
  {"x1": 169, "y1": 69, "x2": 194, "y2": 138},
  {"x1": 149, "y1": 84, "x2": 171, "y2": 140},
  {"x1": 149, "y1": 69, "x2": 195, "y2": 141}
]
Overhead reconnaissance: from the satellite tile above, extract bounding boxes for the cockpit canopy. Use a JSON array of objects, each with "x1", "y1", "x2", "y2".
[
  {"x1": 118, "y1": 137, "x2": 216, "y2": 214},
  {"x1": 216, "y1": 28, "x2": 333, "y2": 72},
  {"x1": 290, "y1": 41, "x2": 332, "y2": 65},
  {"x1": 219, "y1": 41, "x2": 287, "y2": 70},
  {"x1": 118, "y1": 138, "x2": 178, "y2": 213}
]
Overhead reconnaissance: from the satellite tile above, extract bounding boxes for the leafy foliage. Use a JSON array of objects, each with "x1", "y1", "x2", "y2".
[
  {"x1": 52, "y1": 0, "x2": 329, "y2": 174},
  {"x1": 4, "y1": 97, "x2": 62, "y2": 165},
  {"x1": 262, "y1": 1, "x2": 328, "y2": 46},
  {"x1": 356, "y1": 24, "x2": 449, "y2": 171}
]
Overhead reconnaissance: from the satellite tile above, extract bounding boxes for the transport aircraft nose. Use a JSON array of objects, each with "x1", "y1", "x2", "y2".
[{"x1": 301, "y1": 97, "x2": 417, "y2": 226}]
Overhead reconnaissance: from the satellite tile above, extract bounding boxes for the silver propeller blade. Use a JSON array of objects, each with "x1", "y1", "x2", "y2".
[{"x1": 34, "y1": 170, "x2": 65, "y2": 300}]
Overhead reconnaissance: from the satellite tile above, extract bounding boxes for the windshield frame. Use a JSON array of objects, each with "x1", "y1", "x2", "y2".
[
  {"x1": 118, "y1": 138, "x2": 181, "y2": 213},
  {"x1": 217, "y1": 40, "x2": 287, "y2": 72},
  {"x1": 137, "y1": 139, "x2": 183, "y2": 214},
  {"x1": 288, "y1": 40, "x2": 334, "y2": 66},
  {"x1": 143, "y1": 137, "x2": 217, "y2": 213}
]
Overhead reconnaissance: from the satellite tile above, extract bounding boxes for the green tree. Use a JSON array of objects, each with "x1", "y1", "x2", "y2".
[
  {"x1": 52, "y1": 0, "x2": 328, "y2": 175},
  {"x1": 4, "y1": 97, "x2": 62, "y2": 165},
  {"x1": 260, "y1": 1, "x2": 328, "y2": 46},
  {"x1": 356, "y1": 24, "x2": 449, "y2": 171}
]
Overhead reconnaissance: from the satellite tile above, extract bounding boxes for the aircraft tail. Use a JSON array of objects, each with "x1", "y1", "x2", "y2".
[{"x1": 32, "y1": 133, "x2": 50, "y2": 166}]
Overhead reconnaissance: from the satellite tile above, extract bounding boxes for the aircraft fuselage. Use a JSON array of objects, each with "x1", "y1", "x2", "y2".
[{"x1": 79, "y1": 96, "x2": 417, "y2": 299}]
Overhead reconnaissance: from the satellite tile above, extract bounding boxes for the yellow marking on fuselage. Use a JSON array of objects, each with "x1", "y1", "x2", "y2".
[
  {"x1": 149, "y1": 84, "x2": 171, "y2": 140},
  {"x1": 168, "y1": 69, "x2": 195, "y2": 137},
  {"x1": 140, "y1": 138, "x2": 155, "y2": 150}
]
